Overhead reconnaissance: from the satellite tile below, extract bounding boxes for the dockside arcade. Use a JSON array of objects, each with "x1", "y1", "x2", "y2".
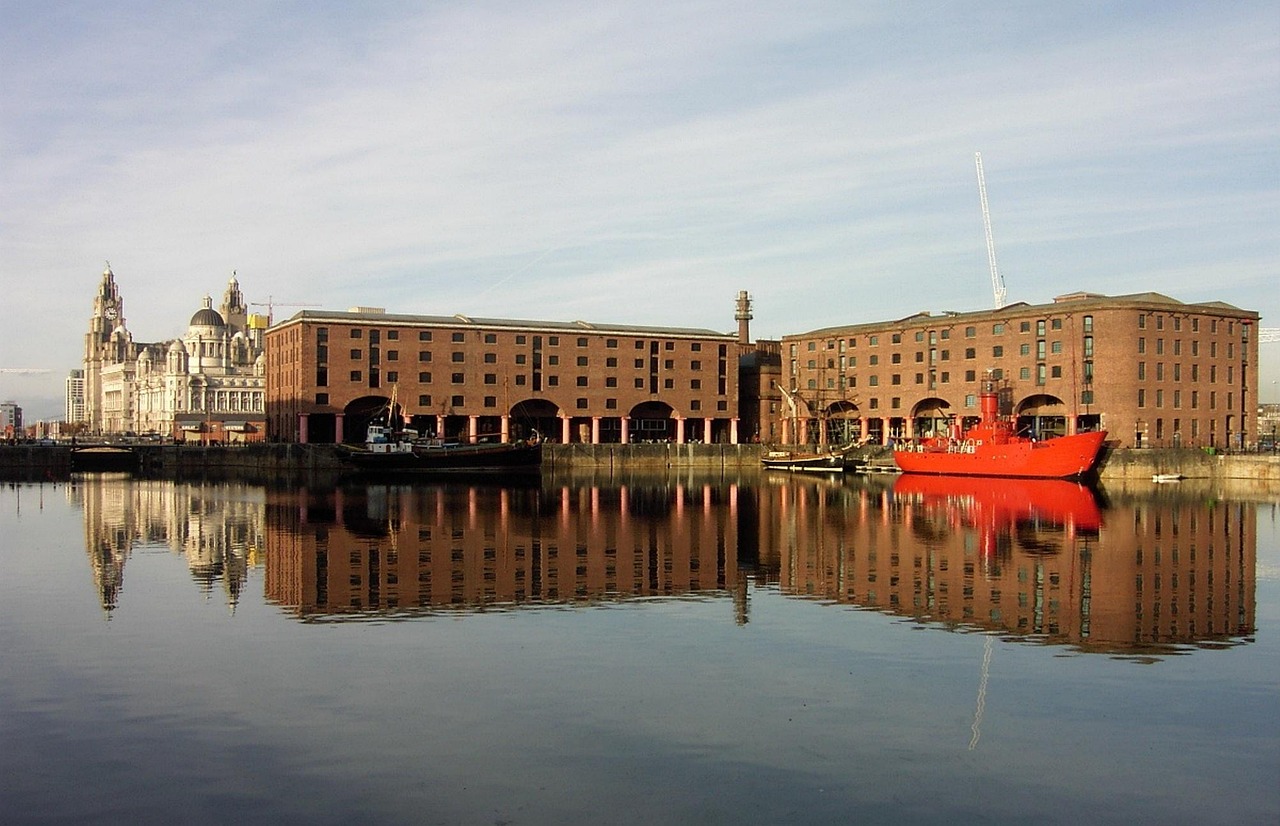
[{"x1": 266, "y1": 308, "x2": 744, "y2": 445}]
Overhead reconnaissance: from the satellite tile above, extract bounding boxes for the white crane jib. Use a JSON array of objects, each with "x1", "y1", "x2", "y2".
[
  {"x1": 249, "y1": 297, "x2": 320, "y2": 324},
  {"x1": 975, "y1": 152, "x2": 1007, "y2": 310}
]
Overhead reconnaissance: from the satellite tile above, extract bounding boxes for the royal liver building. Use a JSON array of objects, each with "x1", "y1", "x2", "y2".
[{"x1": 82, "y1": 265, "x2": 267, "y2": 440}]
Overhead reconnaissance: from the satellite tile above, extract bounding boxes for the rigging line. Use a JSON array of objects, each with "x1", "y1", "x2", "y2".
[
  {"x1": 969, "y1": 633, "x2": 994, "y2": 751},
  {"x1": 473, "y1": 246, "x2": 562, "y2": 301}
]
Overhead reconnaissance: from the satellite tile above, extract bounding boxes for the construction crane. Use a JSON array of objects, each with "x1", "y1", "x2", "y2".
[
  {"x1": 0, "y1": 368, "x2": 52, "y2": 375},
  {"x1": 1260, "y1": 328, "x2": 1279, "y2": 343},
  {"x1": 249, "y1": 297, "x2": 320, "y2": 325},
  {"x1": 975, "y1": 152, "x2": 1007, "y2": 309}
]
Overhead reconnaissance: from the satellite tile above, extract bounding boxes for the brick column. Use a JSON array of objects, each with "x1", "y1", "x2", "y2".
[
  {"x1": 591, "y1": 416, "x2": 601, "y2": 444},
  {"x1": 334, "y1": 413, "x2": 344, "y2": 444},
  {"x1": 560, "y1": 414, "x2": 571, "y2": 444},
  {"x1": 468, "y1": 415, "x2": 478, "y2": 444},
  {"x1": 621, "y1": 416, "x2": 630, "y2": 444},
  {"x1": 676, "y1": 416, "x2": 686, "y2": 444}
]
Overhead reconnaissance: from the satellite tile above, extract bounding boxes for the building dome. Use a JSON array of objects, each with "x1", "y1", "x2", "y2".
[
  {"x1": 190, "y1": 307, "x2": 225, "y2": 327},
  {"x1": 189, "y1": 295, "x2": 225, "y2": 328}
]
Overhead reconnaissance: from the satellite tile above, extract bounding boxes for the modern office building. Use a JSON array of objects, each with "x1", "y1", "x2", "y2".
[
  {"x1": 769, "y1": 292, "x2": 1261, "y2": 450},
  {"x1": 1, "y1": 401, "x2": 21, "y2": 439},
  {"x1": 264, "y1": 304, "x2": 747, "y2": 445},
  {"x1": 65, "y1": 369, "x2": 85, "y2": 426}
]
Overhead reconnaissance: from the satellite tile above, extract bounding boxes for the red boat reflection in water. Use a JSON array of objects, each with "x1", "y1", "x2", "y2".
[{"x1": 893, "y1": 474, "x2": 1101, "y2": 558}]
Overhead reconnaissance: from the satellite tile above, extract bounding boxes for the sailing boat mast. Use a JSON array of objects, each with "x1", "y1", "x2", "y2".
[{"x1": 777, "y1": 383, "x2": 800, "y2": 445}]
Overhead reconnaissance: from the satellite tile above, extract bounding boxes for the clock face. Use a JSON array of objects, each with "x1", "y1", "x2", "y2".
[{"x1": 105, "y1": 306, "x2": 118, "y2": 319}]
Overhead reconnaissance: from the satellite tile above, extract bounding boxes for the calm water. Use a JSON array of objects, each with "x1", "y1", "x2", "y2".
[{"x1": 1, "y1": 471, "x2": 1277, "y2": 825}]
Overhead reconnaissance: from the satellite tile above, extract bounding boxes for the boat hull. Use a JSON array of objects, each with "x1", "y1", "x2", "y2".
[
  {"x1": 893, "y1": 431, "x2": 1106, "y2": 479},
  {"x1": 761, "y1": 447, "x2": 865, "y2": 473},
  {"x1": 338, "y1": 441, "x2": 542, "y2": 474}
]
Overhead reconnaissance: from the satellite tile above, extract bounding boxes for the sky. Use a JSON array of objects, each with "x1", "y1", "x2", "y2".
[{"x1": 2, "y1": 0, "x2": 1277, "y2": 419}]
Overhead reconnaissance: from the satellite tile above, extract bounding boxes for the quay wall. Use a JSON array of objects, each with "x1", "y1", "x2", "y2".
[
  {"x1": 1095, "y1": 447, "x2": 1280, "y2": 484},
  {"x1": 2, "y1": 443, "x2": 1278, "y2": 484}
]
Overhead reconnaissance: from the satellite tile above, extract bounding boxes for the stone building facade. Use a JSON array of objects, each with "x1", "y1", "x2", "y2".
[
  {"x1": 769, "y1": 292, "x2": 1261, "y2": 450},
  {"x1": 81, "y1": 265, "x2": 268, "y2": 441},
  {"x1": 264, "y1": 306, "x2": 746, "y2": 445}
]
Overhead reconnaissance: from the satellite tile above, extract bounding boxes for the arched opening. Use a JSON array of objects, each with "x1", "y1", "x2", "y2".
[
  {"x1": 823, "y1": 400, "x2": 862, "y2": 445},
  {"x1": 343, "y1": 395, "x2": 394, "y2": 443},
  {"x1": 512, "y1": 399, "x2": 559, "y2": 442},
  {"x1": 629, "y1": 401, "x2": 675, "y2": 443},
  {"x1": 910, "y1": 397, "x2": 952, "y2": 440},
  {"x1": 1016, "y1": 394, "x2": 1068, "y2": 440}
]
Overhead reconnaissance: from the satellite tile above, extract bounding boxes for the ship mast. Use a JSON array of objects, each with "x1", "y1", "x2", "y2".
[{"x1": 975, "y1": 152, "x2": 1007, "y2": 309}]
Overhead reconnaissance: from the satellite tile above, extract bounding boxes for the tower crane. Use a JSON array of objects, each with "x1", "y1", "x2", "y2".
[
  {"x1": 975, "y1": 152, "x2": 1007, "y2": 309},
  {"x1": 249, "y1": 297, "x2": 320, "y2": 325},
  {"x1": 0, "y1": 368, "x2": 52, "y2": 375},
  {"x1": 1260, "y1": 328, "x2": 1279, "y2": 343}
]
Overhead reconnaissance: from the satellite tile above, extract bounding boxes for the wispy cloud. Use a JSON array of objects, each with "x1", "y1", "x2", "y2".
[{"x1": 2, "y1": 0, "x2": 1278, "y2": 413}]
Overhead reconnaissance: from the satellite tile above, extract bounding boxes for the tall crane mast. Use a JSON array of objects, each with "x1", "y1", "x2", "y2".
[{"x1": 975, "y1": 152, "x2": 1007, "y2": 309}]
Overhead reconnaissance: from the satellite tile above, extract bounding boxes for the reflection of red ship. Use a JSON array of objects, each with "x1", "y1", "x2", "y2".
[
  {"x1": 893, "y1": 375, "x2": 1106, "y2": 478},
  {"x1": 894, "y1": 473, "x2": 1101, "y2": 537}
]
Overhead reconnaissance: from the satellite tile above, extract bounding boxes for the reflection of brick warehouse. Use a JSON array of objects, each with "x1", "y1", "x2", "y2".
[
  {"x1": 262, "y1": 483, "x2": 743, "y2": 617},
  {"x1": 1087, "y1": 497, "x2": 1256, "y2": 645},
  {"x1": 265, "y1": 306, "x2": 749, "y2": 445},
  {"x1": 758, "y1": 480, "x2": 1255, "y2": 653}
]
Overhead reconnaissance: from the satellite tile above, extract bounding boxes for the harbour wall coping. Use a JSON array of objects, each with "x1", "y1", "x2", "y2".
[{"x1": 2, "y1": 443, "x2": 1278, "y2": 483}]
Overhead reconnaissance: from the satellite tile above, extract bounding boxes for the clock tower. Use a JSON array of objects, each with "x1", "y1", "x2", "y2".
[{"x1": 83, "y1": 263, "x2": 129, "y2": 432}]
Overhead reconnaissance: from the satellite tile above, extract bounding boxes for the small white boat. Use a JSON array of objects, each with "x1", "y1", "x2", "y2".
[{"x1": 1152, "y1": 473, "x2": 1184, "y2": 483}]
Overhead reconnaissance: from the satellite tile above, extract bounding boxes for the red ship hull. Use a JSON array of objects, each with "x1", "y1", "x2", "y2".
[{"x1": 894, "y1": 429, "x2": 1107, "y2": 479}]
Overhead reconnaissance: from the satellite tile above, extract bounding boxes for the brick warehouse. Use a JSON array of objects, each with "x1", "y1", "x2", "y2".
[
  {"x1": 763, "y1": 292, "x2": 1260, "y2": 450},
  {"x1": 265, "y1": 306, "x2": 748, "y2": 445}
]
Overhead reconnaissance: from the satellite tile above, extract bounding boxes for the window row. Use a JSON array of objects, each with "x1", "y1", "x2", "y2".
[
  {"x1": 322, "y1": 326, "x2": 712, "y2": 351},
  {"x1": 1137, "y1": 389, "x2": 1230, "y2": 411}
]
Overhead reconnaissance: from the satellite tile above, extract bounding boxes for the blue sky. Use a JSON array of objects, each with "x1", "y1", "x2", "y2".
[{"x1": 2, "y1": 1, "x2": 1277, "y2": 418}]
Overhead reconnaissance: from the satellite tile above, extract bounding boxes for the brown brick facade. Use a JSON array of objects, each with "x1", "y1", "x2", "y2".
[
  {"x1": 265, "y1": 309, "x2": 742, "y2": 444},
  {"x1": 776, "y1": 292, "x2": 1261, "y2": 449}
]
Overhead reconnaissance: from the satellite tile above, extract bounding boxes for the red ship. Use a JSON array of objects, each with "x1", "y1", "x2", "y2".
[{"x1": 893, "y1": 375, "x2": 1107, "y2": 479}]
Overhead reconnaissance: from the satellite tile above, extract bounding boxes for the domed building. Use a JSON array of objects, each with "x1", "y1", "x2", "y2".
[{"x1": 82, "y1": 266, "x2": 268, "y2": 442}]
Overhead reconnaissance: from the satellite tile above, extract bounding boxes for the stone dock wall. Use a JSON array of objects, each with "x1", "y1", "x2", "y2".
[{"x1": 2, "y1": 442, "x2": 1278, "y2": 484}]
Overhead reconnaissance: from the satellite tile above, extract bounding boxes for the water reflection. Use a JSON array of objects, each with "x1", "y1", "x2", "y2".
[
  {"x1": 70, "y1": 473, "x2": 264, "y2": 615},
  {"x1": 759, "y1": 474, "x2": 1255, "y2": 655},
  {"x1": 261, "y1": 479, "x2": 745, "y2": 620},
  {"x1": 66, "y1": 473, "x2": 1257, "y2": 655}
]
